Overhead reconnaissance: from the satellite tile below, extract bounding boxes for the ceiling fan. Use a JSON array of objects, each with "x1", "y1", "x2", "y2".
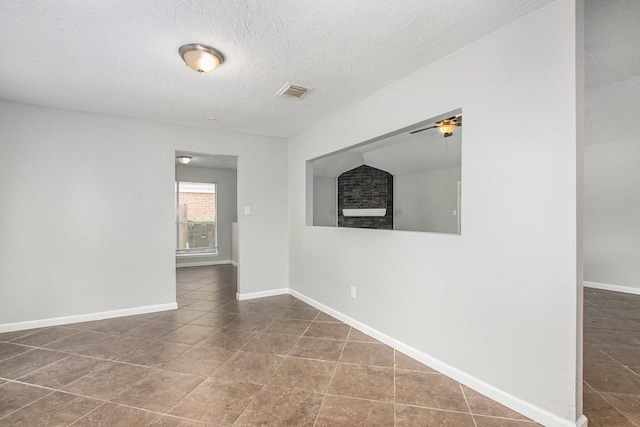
[{"x1": 410, "y1": 115, "x2": 462, "y2": 138}]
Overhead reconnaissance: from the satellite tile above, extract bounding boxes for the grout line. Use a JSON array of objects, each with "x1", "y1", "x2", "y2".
[
  {"x1": 0, "y1": 383, "x2": 56, "y2": 422},
  {"x1": 459, "y1": 382, "x2": 478, "y2": 427},
  {"x1": 64, "y1": 401, "x2": 108, "y2": 427},
  {"x1": 393, "y1": 349, "x2": 397, "y2": 426},
  {"x1": 312, "y1": 326, "x2": 351, "y2": 426},
  {"x1": 592, "y1": 383, "x2": 640, "y2": 427}
]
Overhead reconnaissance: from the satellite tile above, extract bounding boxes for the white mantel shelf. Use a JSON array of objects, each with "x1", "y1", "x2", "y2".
[{"x1": 342, "y1": 208, "x2": 386, "y2": 217}]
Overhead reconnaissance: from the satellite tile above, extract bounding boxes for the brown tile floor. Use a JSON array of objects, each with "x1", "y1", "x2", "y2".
[
  {"x1": 584, "y1": 288, "x2": 640, "y2": 427},
  {"x1": 0, "y1": 265, "x2": 539, "y2": 426}
]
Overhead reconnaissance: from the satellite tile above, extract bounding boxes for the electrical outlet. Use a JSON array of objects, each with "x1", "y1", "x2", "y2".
[{"x1": 350, "y1": 286, "x2": 356, "y2": 299}]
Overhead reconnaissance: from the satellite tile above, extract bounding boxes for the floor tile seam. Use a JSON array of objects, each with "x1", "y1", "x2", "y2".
[
  {"x1": 203, "y1": 348, "x2": 246, "y2": 380},
  {"x1": 470, "y1": 413, "x2": 539, "y2": 423},
  {"x1": 153, "y1": 332, "x2": 216, "y2": 347},
  {"x1": 3, "y1": 325, "x2": 83, "y2": 343},
  {"x1": 459, "y1": 382, "x2": 477, "y2": 425},
  {"x1": 63, "y1": 402, "x2": 107, "y2": 427},
  {"x1": 470, "y1": 413, "x2": 540, "y2": 424},
  {"x1": 0, "y1": 383, "x2": 56, "y2": 421},
  {"x1": 0, "y1": 350, "x2": 72, "y2": 380},
  {"x1": 269, "y1": 332, "x2": 341, "y2": 341},
  {"x1": 42, "y1": 332, "x2": 155, "y2": 353},
  {"x1": 5, "y1": 378, "x2": 118, "y2": 408},
  {"x1": 104, "y1": 395, "x2": 185, "y2": 417},
  {"x1": 282, "y1": 354, "x2": 345, "y2": 365},
  {"x1": 330, "y1": 360, "x2": 395, "y2": 372},
  {"x1": 311, "y1": 388, "x2": 329, "y2": 426},
  {"x1": 282, "y1": 323, "x2": 312, "y2": 359},
  {"x1": 8, "y1": 350, "x2": 115, "y2": 384},
  {"x1": 3, "y1": 383, "x2": 169, "y2": 427},
  {"x1": 619, "y1": 363, "x2": 640, "y2": 379},
  {"x1": 104, "y1": 367, "x2": 207, "y2": 410},
  {"x1": 229, "y1": 384, "x2": 268, "y2": 426},
  {"x1": 66, "y1": 399, "x2": 171, "y2": 427},
  {"x1": 0, "y1": 344, "x2": 38, "y2": 363},
  {"x1": 393, "y1": 349, "x2": 397, "y2": 426},
  {"x1": 343, "y1": 357, "x2": 395, "y2": 369},
  {"x1": 462, "y1": 391, "x2": 535, "y2": 422},
  {"x1": 278, "y1": 316, "x2": 322, "y2": 322},
  {"x1": 321, "y1": 328, "x2": 352, "y2": 402},
  {"x1": 586, "y1": 326, "x2": 640, "y2": 333},
  {"x1": 393, "y1": 402, "x2": 482, "y2": 416},
  {"x1": 595, "y1": 348, "x2": 626, "y2": 365},
  {"x1": 395, "y1": 366, "x2": 444, "y2": 375},
  {"x1": 0, "y1": 328, "x2": 43, "y2": 343},
  {"x1": 586, "y1": 381, "x2": 640, "y2": 426},
  {"x1": 42, "y1": 357, "x2": 178, "y2": 393},
  {"x1": 34, "y1": 344, "x2": 174, "y2": 370},
  {"x1": 316, "y1": 392, "x2": 396, "y2": 406},
  {"x1": 202, "y1": 351, "x2": 240, "y2": 380}
]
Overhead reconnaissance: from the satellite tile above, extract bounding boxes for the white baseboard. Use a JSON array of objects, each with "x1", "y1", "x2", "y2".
[
  {"x1": 288, "y1": 288, "x2": 584, "y2": 427},
  {"x1": 584, "y1": 281, "x2": 640, "y2": 296},
  {"x1": 576, "y1": 415, "x2": 588, "y2": 427},
  {"x1": 230, "y1": 260, "x2": 239, "y2": 267},
  {"x1": 176, "y1": 259, "x2": 231, "y2": 268},
  {"x1": 236, "y1": 288, "x2": 289, "y2": 301},
  {"x1": 0, "y1": 302, "x2": 178, "y2": 333}
]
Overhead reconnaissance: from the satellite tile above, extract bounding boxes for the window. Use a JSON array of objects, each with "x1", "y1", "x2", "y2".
[{"x1": 175, "y1": 181, "x2": 217, "y2": 255}]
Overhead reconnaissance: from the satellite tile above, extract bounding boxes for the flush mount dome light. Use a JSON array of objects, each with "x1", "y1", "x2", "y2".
[
  {"x1": 177, "y1": 156, "x2": 192, "y2": 164},
  {"x1": 438, "y1": 120, "x2": 457, "y2": 137},
  {"x1": 179, "y1": 44, "x2": 224, "y2": 73}
]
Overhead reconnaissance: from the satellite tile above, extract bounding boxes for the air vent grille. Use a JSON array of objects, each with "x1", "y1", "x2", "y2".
[{"x1": 275, "y1": 83, "x2": 312, "y2": 99}]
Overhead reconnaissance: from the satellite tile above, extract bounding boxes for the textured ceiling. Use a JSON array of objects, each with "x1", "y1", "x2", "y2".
[
  {"x1": 175, "y1": 151, "x2": 237, "y2": 169},
  {"x1": 585, "y1": 0, "x2": 640, "y2": 145},
  {"x1": 0, "y1": 0, "x2": 555, "y2": 137},
  {"x1": 585, "y1": 0, "x2": 640, "y2": 89},
  {"x1": 312, "y1": 116, "x2": 461, "y2": 178},
  {"x1": 312, "y1": 127, "x2": 461, "y2": 178}
]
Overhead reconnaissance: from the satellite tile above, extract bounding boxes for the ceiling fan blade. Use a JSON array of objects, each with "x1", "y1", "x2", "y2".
[{"x1": 409, "y1": 125, "x2": 438, "y2": 134}]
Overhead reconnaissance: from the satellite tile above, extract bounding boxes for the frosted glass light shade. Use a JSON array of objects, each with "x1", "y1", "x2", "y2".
[
  {"x1": 439, "y1": 123, "x2": 457, "y2": 134},
  {"x1": 177, "y1": 156, "x2": 192, "y2": 164},
  {"x1": 179, "y1": 44, "x2": 224, "y2": 73}
]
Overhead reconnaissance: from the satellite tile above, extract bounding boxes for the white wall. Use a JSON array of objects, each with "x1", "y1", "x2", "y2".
[
  {"x1": 584, "y1": 75, "x2": 640, "y2": 292},
  {"x1": 312, "y1": 176, "x2": 337, "y2": 226},
  {"x1": 584, "y1": 139, "x2": 640, "y2": 290},
  {"x1": 0, "y1": 101, "x2": 288, "y2": 327},
  {"x1": 395, "y1": 167, "x2": 460, "y2": 233},
  {"x1": 231, "y1": 222, "x2": 239, "y2": 266},
  {"x1": 288, "y1": 1, "x2": 583, "y2": 425},
  {"x1": 175, "y1": 165, "x2": 237, "y2": 266}
]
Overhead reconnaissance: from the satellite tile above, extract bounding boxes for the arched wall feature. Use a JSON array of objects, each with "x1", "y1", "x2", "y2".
[{"x1": 338, "y1": 165, "x2": 393, "y2": 230}]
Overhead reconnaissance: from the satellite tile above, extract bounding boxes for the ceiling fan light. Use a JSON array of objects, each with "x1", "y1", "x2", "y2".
[
  {"x1": 439, "y1": 123, "x2": 457, "y2": 134},
  {"x1": 179, "y1": 44, "x2": 224, "y2": 73},
  {"x1": 177, "y1": 156, "x2": 192, "y2": 164}
]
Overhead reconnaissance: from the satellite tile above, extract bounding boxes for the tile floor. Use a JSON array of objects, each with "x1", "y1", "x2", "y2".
[
  {"x1": 0, "y1": 265, "x2": 539, "y2": 426},
  {"x1": 583, "y1": 288, "x2": 640, "y2": 426}
]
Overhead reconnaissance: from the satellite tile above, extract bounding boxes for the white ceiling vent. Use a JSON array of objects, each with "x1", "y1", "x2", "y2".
[{"x1": 275, "y1": 83, "x2": 312, "y2": 100}]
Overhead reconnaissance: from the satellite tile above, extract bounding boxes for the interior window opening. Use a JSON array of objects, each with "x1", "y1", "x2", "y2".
[{"x1": 175, "y1": 181, "x2": 217, "y2": 255}]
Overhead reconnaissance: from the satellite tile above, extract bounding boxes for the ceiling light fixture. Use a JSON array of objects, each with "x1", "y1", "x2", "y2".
[
  {"x1": 177, "y1": 156, "x2": 192, "y2": 164},
  {"x1": 438, "y1": 120, "x2": 457, "y2": 137},
  {"x1": 178, "y1": 44, "x2": 224, "y2": 73}
]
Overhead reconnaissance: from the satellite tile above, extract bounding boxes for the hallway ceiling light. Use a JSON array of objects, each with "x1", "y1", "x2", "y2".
[
  {"x1": 177, "y1": 156, "x2": 192, "y2": 164},
  {"x1": 178, "y1": 44, "x2": 224, "y2": 73},
  {"x1": 438, "y1": 120, "x2": 457, "y2": 137},
  {"x1": 409, "y1": 115, "x2": 462, "y2": 138}
]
